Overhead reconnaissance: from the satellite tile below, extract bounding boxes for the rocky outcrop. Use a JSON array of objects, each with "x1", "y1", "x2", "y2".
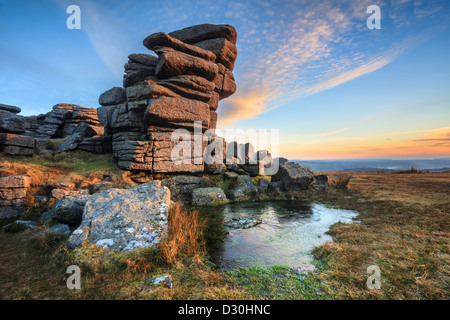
[
  {"x1": 1, "y1": 102, "x2": 105, "y2": 157},
  {"x1": 67, "y1": 181, "x2": 171, "y2": 251},
  {"x1": 0, "y1": 175, "x2": 31, "y2": 218},
  {"x1": 35, "y1": 104, "x2": 101, "y2": 139},
  {"x1": 97, "y1": 24, "x2": 238, "y2": 173},
  {"x1": 271, "y1": 162, "x2": 313, "y2": 191}
]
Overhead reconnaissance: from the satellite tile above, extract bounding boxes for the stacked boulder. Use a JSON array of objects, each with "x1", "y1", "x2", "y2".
[
  {"x1": 0, "y1": 175, "x2": 31, "y2": 218},
  {"x1": 97, "y1": 24, "x2": 238, "y2": 173},
  {"x1": 0, "y1": 104, "x2": 39, "y2": 156}
]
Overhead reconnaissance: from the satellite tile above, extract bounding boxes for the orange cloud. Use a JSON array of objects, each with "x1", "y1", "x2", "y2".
[{"x1": 280, "y1": 127, "x2": 450, "y2": 159}]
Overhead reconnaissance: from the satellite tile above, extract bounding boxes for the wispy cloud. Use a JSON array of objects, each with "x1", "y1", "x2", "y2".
[
  {"x1": 218, "y1": 0, "x2": 450, "y2": 125},
  {"x1": 313, "y1": 128, "x2": 350, "y2": 137}
]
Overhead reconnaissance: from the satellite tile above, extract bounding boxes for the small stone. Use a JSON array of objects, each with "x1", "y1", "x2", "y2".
[{"x1": 149, "y1": 275, "x2": 173, "y2": 289}]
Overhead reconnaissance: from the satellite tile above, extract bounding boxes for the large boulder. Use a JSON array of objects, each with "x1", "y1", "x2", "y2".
[
  {"x1": 42, "y1": 194, "x2": 91, "y2": 225},
  {"x1": 271, "y1": 162, "x2": 313, "y2": 191},
  {"x1": 67, "y1": 181, "x2": 171, "y2": 251},
  {"x1": 192, "y1": 187, "x2": 228, "y2": 206}
]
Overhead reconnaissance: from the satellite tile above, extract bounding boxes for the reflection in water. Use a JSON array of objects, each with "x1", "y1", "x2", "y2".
[{"x1": 203, "y1": 201, "x2": 358, "y2": 271}]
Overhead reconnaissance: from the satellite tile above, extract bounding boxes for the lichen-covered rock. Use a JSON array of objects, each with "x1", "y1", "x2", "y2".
[
  {"x1": 67, "y1": 181, "x2": 171, "y2": 251},
  {"x1": 192, "y1": 187, "x2": 228, "y2": 206}
]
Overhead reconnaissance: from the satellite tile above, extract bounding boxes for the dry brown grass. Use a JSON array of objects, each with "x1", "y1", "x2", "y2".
[
  {"x1": 330, "y1": 174, "x2": 352, "y2": 190},
  {"x1": 311, "y1": 171, "x2": 450, "y2": 299},
  {"x1": 159, "y1": 202, "x2": 207, "y2": 265}
]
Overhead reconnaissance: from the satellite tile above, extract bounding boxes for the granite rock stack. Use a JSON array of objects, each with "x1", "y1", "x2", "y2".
[{"x1": 97, "y1": 24, "x2": 238, "y2": 173}]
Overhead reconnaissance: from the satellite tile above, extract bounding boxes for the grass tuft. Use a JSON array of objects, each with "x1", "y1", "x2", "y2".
[{"x1": 159, "y1": 202, "x2": 207, "y2": 265}]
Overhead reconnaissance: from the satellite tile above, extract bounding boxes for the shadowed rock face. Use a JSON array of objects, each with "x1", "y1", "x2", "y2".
[{"x1": 98, "y1": 24, "x2": 238, "y2": 173}]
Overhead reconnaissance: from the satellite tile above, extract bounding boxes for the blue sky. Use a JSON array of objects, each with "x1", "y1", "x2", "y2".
[{"x1": 0, "y1": 0, "x2": 449, "y2": 159}]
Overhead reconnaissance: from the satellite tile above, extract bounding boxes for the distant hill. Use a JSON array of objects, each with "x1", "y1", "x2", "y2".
[{"x1": 291, "y1": 159, "x2": 450, "y2": 172}]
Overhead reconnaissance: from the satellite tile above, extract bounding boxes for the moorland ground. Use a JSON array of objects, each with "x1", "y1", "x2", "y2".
[{"x1": 0, "y1": 151, "x2": 448, "y2": 299}]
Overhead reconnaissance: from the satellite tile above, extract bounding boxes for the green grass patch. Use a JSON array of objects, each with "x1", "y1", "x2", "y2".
[{"x1": 226, "y1": 265, "x2": 328, "y2": 300}]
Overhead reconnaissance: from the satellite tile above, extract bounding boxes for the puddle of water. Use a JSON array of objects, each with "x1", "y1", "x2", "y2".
[{"x1": 200, "y1": 201, "x2": 358, "y2": 271}]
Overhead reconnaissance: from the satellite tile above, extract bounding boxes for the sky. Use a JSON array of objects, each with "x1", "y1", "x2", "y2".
[{"x1": 0, "y1": 0, "x2": 449, "y2": 160}]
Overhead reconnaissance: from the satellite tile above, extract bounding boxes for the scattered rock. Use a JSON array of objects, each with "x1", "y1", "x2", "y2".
[
  {"x1": 257, "y1": 178, "x2": 269, "y2": 192},
  {"x1": 313, "y1": 174, "x2": 329, "y2": 185},
  {"x1": 161, "y1": 175, "x2": 202, "y2": 202},
  {"x1": 224, "y1": 217, "x2": 262, "y2": 229},
  {"x1": 268, "y1": 181, "x2": 283, "y2": 191},
  {"x1": 192, "y1": 187, "x2": 228, "y2": 206},
  {"x1": 10, "y1": 220, "x2": 38, "y2": 229},
  {"x1": 224, "y1": 171, "x2": 238, "y2": 179},
  {"x1": 42, "y1": 194, "x2": 91, "y2": 225},
  {"x1": 271, "y1": 162, "x2": 313, "y2": 191},
  {"x1": 148, "y1": 275, "x2": 173, "y2": 289},
  {"x1": 45, "y1": 224, "x2": 71, "y2": 235},
  {"x1": 51, "y1": 188, "x2": 90, "y2": 200},
  {"x1": 229, "y1": 176, "x2": 258, "y2": 199},
  {"x1": 58, "y1": 122, "x2": 104, "y2": 152},
  {"x1": 67, "y1": 181, "x2": 171, "y2": 251}
]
